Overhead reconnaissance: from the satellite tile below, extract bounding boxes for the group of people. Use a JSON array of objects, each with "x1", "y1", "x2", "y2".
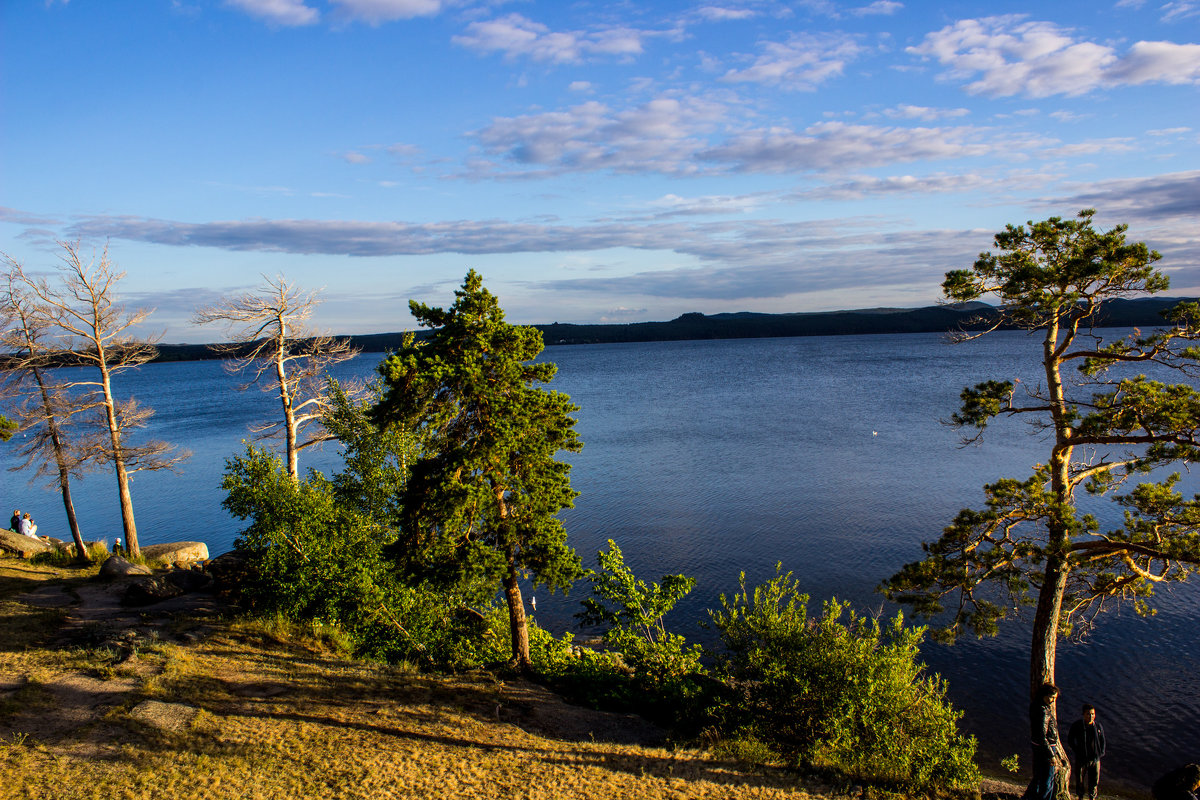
[
  {"x1": 1027, "y1": 683, "x2": 1199, "y2": 800},
  {"x1": 8, "y1": 509, "x2": 38, "y2": 538}
]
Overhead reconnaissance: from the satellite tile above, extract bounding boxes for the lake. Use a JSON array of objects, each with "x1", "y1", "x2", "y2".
[{"x1": 3, "y1": 332, "x2": 1197, "y2": 787}]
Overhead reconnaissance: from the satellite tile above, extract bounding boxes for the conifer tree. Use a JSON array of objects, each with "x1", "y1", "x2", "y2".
[
  {"x1": 884, "y1": 210, "x2": 1200, "y2": 742},
  {"x1": 371, "y1": 270, "x2": 583, "y2": 670}
]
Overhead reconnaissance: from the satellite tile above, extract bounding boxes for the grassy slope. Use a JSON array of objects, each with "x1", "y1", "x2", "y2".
[{"x1": 0, "y1": 558, "x2": 834, "y2": 800}]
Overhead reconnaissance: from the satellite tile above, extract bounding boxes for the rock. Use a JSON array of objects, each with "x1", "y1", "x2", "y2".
[
  {"x1": 129, "y1": 700, "x2": 198, "y2": 733},
  {"x1": 164, "y1": 567, "x2": 213, "y2": 593},
  {"x1": 121, "y1": 568, "x2": 213, "y2": 607},
  {"x1": 204, "y1": 550, "x2": 249, "y2": 594},
  {"x1": 0, "y1": 530, "x2": 55, "y2": 558},
  {"x1": 99, "y1": 555, "x2": 154, "y2": 578},
  {"x1": 140, "y1": 541, "x2": 209, "y2": 566},
  {"x1": 121, "y1": 576, "x2": 185, "y2": 606}
]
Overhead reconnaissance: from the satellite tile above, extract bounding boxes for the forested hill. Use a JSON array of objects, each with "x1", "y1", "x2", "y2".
[{"x1": 152, "y1": 296, "x2": 1194, "y2": 361}]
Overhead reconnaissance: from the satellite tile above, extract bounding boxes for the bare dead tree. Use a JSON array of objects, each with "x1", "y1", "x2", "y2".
[
  {"x1": 19, "y1": 242, "x2": 189, "y2": 557},
  {"x1": 1, "y1": 259, "x2": 98, "y2": 560},
  {"x1": 193, "y1": 275, "x2": 359, "y2": 481}
]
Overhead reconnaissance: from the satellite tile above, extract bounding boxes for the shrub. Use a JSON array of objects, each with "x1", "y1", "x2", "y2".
[
  {"x1": 709, "y1": 566, "x2": 979, "y2": 793},
  {"x1": 571, "y1": 539, "x2": 710, "y2": 722},
  {"x1": 222, "y1": 445, "x2": 495, "y2": 670}
]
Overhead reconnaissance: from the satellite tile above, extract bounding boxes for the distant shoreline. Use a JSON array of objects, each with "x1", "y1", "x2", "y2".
[{"x1": 152, "y1": 296, "x2": 1195, "y2": 363}]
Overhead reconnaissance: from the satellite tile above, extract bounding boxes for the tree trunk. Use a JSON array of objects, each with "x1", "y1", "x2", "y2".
[
  {"x1": 504, "y1": 555, "x2": 531, "y2": 671},
  {"x1": 1030, "y1": 315, "x2": 1072, "y2": 758},
  {"x1": 31, "y1": 365, "x2": 88, "y2": 561},
  {"x1": 276, "y1": 339, "x2": 298, "y2": 481},
  {"x1": 100, "y1": 361, "x2": 139, "y2": 556}
]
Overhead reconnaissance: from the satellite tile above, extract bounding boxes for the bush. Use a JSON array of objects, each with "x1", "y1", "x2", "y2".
[
  {"x1": 222, "y1": 445, "x2": 496, "y2": 670},
  {"x1": 709, "y1": 566, "x2": 979, "y2": 793}
]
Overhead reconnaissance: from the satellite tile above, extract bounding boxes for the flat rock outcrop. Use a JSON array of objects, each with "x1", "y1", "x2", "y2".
[
  {"x1": 141, "y1": 541, "x2": 209, "y2": 565},
  {"x1": 0, "y1": 530, "x2": 55, "y2": 558},
  {"x1": 99, "y1": 555, "x2": 154, "y2": 578}
]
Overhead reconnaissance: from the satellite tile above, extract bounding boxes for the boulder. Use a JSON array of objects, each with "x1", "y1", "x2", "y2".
[
  {"x1": 121, "y1": 567, "x2": 214, "y2": 607},
  {"x1": 121, "y1": 576, "x2": 185, "y2": 606},
  {"x1": 140, "y1": 541, "x2": 209, "y2": 566},
  {"x1": 99, "y1": 555, "x2": 153, "y2": 579},
  {"x1": 0, "y1": 530, "x2": 55, "y2": 558},
  {"x1": 204, "y1": 550, "x2": 249, "y2": 594}
]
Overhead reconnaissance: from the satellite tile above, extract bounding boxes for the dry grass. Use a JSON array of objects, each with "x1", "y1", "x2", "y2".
[{"x1": 0, "y1": 557, "x2": 836, "y2": 800}]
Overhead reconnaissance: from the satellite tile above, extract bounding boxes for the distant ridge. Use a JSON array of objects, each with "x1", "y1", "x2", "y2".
[{"x1": 151, "y1": 297, "x2": 1194, "y2": 362}]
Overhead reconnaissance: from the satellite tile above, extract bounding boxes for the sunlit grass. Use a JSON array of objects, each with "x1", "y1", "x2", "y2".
[{"x1": 0, "y1": 560, "x2": 833, "y2": 800}]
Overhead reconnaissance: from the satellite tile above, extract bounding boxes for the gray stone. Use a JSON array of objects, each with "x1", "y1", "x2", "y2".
[
  {"x1": 0, "y1": 529, "x2": 54, "y2": 558},
  {"x1": 99, "y1": 555, "x2": 153, "y2": 578},
  {"x1": 121, "y1": 577, "x2": 185, "y2": 606}
]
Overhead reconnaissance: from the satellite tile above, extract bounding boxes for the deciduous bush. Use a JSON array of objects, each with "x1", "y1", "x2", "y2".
[{"x1": 709, "y1": 567, "x2": 979, "y2": 793}]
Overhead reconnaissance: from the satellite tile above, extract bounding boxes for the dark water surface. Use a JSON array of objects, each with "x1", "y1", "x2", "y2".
[{"x1": 3, "y1": 332, "x2": 1197, "y2": 787}]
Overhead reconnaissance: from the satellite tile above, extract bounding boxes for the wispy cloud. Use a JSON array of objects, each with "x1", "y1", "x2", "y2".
[
  {"x1": 225, "y1": 0, "x2": 319, "y2": 26},
  {"x1": 849, "y1": 1, "x2": 903, "y2": 17},
  {"x1": 453, "y1": 13, "x2": 656, "y2": 63},
  {"x1": 880, "y1": 104, "x2": 970, "y2": 121},
  {"x1": 467, "y1": 98, "x2": 1055, "y2": 178},
  {"x1": 720, "y1": 32, "x2": 865, "y2": 89},
  {"x1": 330, "y1": 0, "x2": 449, "y2": 24},
  {"x1": 910, "y1": 15, "x2": 1200, "y2": 97}
]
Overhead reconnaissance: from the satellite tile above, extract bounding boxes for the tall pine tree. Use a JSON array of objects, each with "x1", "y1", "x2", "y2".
[{"x1": 371, "y1": 270, "x2": 583, "y2": 669}]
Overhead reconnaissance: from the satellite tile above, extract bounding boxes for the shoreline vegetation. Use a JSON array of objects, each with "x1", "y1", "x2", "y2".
[
  {"x1": 144, "y1": 296, "x2": 1194, "y2": 363},
  {"x1": 0, "y1": 553, "x2": 1035, "y2": 800}
]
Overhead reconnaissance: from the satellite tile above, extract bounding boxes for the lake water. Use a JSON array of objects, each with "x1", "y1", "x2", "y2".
[{"x1": 3, "y1": 332, "x2": 1197, "y2": 788}]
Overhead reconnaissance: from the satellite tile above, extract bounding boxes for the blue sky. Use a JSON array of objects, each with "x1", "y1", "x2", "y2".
[{"x1": 2, "y1": 0, "x2": 1198, "y2": 342}]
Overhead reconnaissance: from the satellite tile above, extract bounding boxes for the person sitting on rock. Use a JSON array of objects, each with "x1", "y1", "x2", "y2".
[
  {"x1": 18, "y1": 513, "x2": 37, "y2": 539},
  {"x1": 9, "y1": 510, "x2": 20, "y2": 532}
]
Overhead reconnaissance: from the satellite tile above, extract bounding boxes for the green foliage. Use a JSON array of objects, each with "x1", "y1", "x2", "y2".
[
  {"x1": 0, "y1": 415, "x2": 15, "y2": 442},
  {"x1": 576, "y1": 539, "x2": 707, "y2": 717},
  {"x1": 711, "y1": 567, "x2": 979, "y2": 793},
  {"x1": 1001, "y1": 753, "x2": 1021, "y2": 774},
  {"x1": 371, "y1": 270, "x2": 584, "y2": 667},
  {"x1": 223, "y1": 444, "x2": 498, "y2": 669}
]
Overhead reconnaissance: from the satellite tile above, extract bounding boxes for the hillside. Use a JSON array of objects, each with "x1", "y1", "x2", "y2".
[{"x1": 151, "y1": 297, "x2": 1195, "y2": 361}]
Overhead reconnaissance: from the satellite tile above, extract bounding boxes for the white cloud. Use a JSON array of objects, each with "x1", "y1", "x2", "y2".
[
  {"x1": 720, "y1": 32, "x2": 864, "y2": 89},
  {"x1": 329, "y1": 0, "x2": 446, "y2": 24},
  {"x1": 790, "y1": 173, "x2": 996, "y2": 200},
  {"x1": 343, "y1": 151, "x2": 371, "y2": 164},
  {"x1": 453, "y1": 14, "x2": 650, "y2": 63},
  {"x1": 849, "y1": 1, "x2": 903, "y2": 17},
  {"x1": 882, "y1": 104, "x2": 970, "y2": 121},
  {"x1": 910, "y1": 16, "x2": 1200, "y2": 96},
  {"x1": 700, "y1": 121, "x2": 1045, "y2": 173},
  {"x1": 470, "y1": 97, "x2": 726, "y2": 176},
  {"x1": 568, "y1": 81, "x2": 594, "y2": 93},
  {"x1": 1148, "y1": 126, "x2": 1194, "y2": 136},
  {"x1": 225, "y1": 0, "x2": 318, "y2": 26},
  {"x1": 693, "y1": 6, "x2": 758, "y2": 21}
]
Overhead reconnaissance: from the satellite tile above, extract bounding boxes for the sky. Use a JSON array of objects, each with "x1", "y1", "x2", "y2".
[{"x1": 2, "y1": 0, "x2": 1198, "y2": 343}]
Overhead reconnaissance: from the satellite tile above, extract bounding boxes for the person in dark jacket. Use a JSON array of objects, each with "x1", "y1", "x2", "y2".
[
  {"x1": 1152, "y1": 764, "x2": 1200, "y2": 800},
  {"x1": 1067, "y1": 704, "x2": 1106, "y2": 800},
  {"x1": 1025, "y1": 683, "x2": 1067, "y2": 800},
  {"x1": 9, "y1": 510, "x2": 20, "y2": 532}
]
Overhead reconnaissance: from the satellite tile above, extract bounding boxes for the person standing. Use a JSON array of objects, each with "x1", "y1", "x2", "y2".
[
  {"x1": 1068, "y1": 704, "x2": 1106, "y2": 800},
  {"x1": 1026, "y1": 683, "x2": 1068, "y2": 800}
]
